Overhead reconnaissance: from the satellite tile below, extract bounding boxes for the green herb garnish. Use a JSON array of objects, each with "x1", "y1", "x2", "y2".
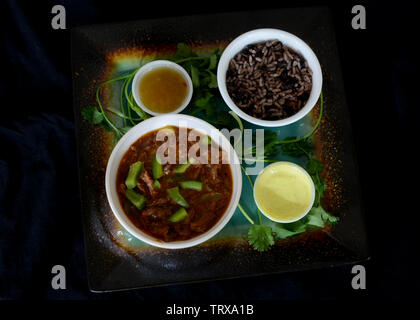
[
  {"x1": 82, "y1": 43, "x2": 222, "y2": 141},
  {"x1": 248, "y1": 225, "x2": 275, "y2": 252},
  {"x1": 238, "y1": 92, "x2": 340, "y2": 252}
]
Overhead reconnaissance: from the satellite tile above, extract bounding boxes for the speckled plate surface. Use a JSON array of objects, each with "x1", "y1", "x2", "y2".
[{"x1": 71, "y1": 7, "x2": 368, "y2": 292}]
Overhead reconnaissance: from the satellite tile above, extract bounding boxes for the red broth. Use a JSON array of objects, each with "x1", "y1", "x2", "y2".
[{"x1": 116, "y1": 126, "x2": 233, "y2": 242}]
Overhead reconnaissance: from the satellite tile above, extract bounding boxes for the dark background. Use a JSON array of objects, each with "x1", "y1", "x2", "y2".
[{"x1": 0, "y1": 0, "x2": 417, "y2": 302}]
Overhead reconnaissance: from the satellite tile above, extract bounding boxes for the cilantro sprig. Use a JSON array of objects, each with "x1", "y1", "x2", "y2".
[
  {"x1": 248, "y1": 225, "x2": 274, "y2": 252},
  {"x1": 170, "y1": 43, "x2": 221, "y2": 118},
  {"x1": 238, "y1": 92, "x2": 340, "y2": 252}
]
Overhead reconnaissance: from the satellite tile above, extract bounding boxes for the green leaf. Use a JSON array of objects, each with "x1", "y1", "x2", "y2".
[
  {"x1": 280, "y1": 137, "x2": 313, "y2": 157},
  {"x1": 201, "y1": 70, "x2": 217, "y2": 89},
  {"x1": 174, "y1": 43, "x2": 192, "y2": 59},
  {"x1": 285, "y1": 220, "x2": 307, "y2": 233},
  {"x1": 81, "y1": 106, "x2": 104, "y2": 125},
  {"x1": 82, "y1": 106, "x2": 115, "y2": 133},
  {"x1": 98, "y1": 120, "x2": 113, "y2": 132},
  {"x1": 306, "y1": 157, "x2": 323, "y2": 175},
  {"x1": 194, "y1": 91, "x2": 216, "y2": 118},
  {"x1": 208, "y1": 54, "x2": 217, "y2": 70},
  {"x1": 248, "y1": 224, "x2": 274, "y2": 252},
  {"x1": 312, "y1": 175, "x2": 327, "y2": 206},
  {"x1": 321, "y1": 209, "x2": 340, "y2": 225},
  {"x1": 198, "y1": 57, "x2": 210, "y2": 69},
  {"x1": 191, "y1": 65, "x2": 200, "y2": 88},
  {"x1": 310, "y1": 206, "x2": 339, "y2": 226},
  {"x1": 273, "y1": 220, "x2": 307, "y2": 240},
  {"x1": 213, "y1": 48, "x2": 221, "y2": 58},
  {"x1": 194, "y1": 91, "x2": 212, "y2": 107},
  {"x1": 206, "y1": 72, "x2": 218, "y2": 88},
  {"x1": 205, "y1": 105, "x2": 216, "y2": 118},
  {"x1": 262, "y1": 132, "x2": 281, "y2": 158},
  {"x1": 273, "y1": 225, "x2": 303, "y2": 239},
  {"x1": 306, "y1": 208, "x2": 325, "y2": 228},
  {"x1": 214, "y1": 113, "x2": 236, "y2": 130}
]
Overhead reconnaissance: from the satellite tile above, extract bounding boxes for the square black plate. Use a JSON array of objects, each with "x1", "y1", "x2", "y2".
[{"x1": 71, "y1": 6, "x2": 368, "y2": 292}]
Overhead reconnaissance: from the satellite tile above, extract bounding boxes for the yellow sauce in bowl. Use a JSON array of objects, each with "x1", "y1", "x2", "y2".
[
  {"x1": 254, "y1": 162, "x2": 314, "y2": 222},
  {"x1": 138, "y1": 67, "x2": 188, "y2": 113}
]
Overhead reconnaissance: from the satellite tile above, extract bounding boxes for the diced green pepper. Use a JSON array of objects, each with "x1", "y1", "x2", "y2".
[
  {"x1": 200, "y1": 192, "x2": 223, "y2": 202},
  {"x1": 173, "y1": 162, "x2": 191, "y2": 174},
  {"x1": 173, "y1": 158, "x2": 196, "y2": 174},
  {"x1": 179, "y1": 180, "x2": 203, "y2": 191},
  {"x1": 200, "y1": 135, "x2": 212, "y2": 145},
  {"x1": 153, "y1": 180, "x2": 161, "y2": 189},
  {"x1": 152, "y1": 155, "x2": 163, "y2": 180},
  {"x1": 166, "y1": 175, "x2": 184, "y2": 184},
  {"x1": 167, "y1": 187, "x2": 189, "y2": 208},
  {"x1": 168, "y1": 208, "x2": 188, "y2": 223},
  {"x1": 125, "y1": 161, "x2": 144, "y2": 189},
  {"x1": 125, "y1": 189, "x2": 146, "y2": 210}
]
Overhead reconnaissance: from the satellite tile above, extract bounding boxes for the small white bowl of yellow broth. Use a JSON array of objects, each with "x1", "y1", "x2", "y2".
[
  {"x1": 132, "y1": 60, "x2": 193, "y2": 116},
  {"x1": 254, "y1": 161, "x2": 315, "y2": 223}
]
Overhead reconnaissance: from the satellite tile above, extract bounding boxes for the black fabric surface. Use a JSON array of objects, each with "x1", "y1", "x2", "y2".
[{"x1": 0, "y1": 0, "x2": 417, "y2": 301}]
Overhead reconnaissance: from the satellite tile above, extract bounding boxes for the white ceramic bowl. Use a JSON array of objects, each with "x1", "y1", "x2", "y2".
[
  {"x1": 132, "y1": 60, "x2": 193, "y2": 116},
  {"x1": 105, "y1": 114, "x2": 242, "y2": 249},
  {"x1": 217, "y1": 28, "x2": 323, "y2": 127},
  {"x1": 253, "y1": 161, "x2": 315, "y2": 223}
]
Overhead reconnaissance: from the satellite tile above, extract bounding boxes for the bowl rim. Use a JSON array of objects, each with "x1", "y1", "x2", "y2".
[
  {"x1": 217, "y1": 28, "x2": 323, "y2": 127},
  {"x1": 105, "y1": 114, "x2": 242, "y2": 249},
  {"x1": 253, "y1": 161, "x2": 315, "y2": 223},
  {"x1": 132, "y1": 60, "x2": 193, "y2": 117}
]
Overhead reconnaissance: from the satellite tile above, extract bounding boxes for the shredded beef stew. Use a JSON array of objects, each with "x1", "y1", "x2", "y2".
[{"x1": 116, "y1": 126, "x2": 233, "y2": 242}]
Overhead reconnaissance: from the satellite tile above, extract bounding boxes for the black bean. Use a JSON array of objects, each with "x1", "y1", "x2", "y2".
[{"x1": 226, "y1": 39, "x2": 312, "y2": 120}]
